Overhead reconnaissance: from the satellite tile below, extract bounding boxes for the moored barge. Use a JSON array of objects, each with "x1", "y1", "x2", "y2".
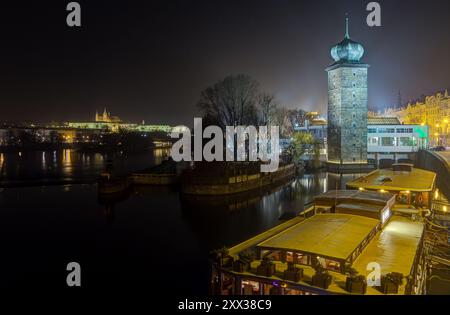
[{"x1": 210, "y1": 190, "x2": 427, "y2": 295}]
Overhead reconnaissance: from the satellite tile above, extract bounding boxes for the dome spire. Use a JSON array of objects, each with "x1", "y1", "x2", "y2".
[
  {"x1": 330, "y1": 15, "x2": 365, "y2": 64},
  {"x1": 345, "y1": 15, "x2": 350, "y2": 39}
]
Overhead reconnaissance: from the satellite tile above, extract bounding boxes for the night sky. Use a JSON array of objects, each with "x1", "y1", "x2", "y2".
[{"x1": 1, "y1": 0, "x2": 449, "y2": 125}]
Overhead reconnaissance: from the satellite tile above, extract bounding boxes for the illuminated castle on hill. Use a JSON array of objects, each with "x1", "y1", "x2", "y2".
[
  {"x1": 67, "y1": 109, "x2": 173, "y2": 133},
  {"x1": 95, "y1": 108, "x2": 122, "y2": 123}
]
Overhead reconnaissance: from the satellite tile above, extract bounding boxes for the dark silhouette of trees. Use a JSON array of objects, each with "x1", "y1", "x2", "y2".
[
  {"x1": 198, "y1": 74, "x2": 311, "y2": 141},
  {"x1": 198, "y1": 74, "x2": 259, "y2": 129}
]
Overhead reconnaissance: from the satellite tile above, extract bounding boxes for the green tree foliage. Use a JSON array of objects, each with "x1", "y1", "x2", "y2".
[{"x1": 287, "y1": 132, "x2": 315, "y2": 163}]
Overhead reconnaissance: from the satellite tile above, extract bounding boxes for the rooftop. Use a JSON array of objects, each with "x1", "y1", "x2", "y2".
[
  {"x1": 257, "y1": 214, "x2": 379, "y2": 261},
  {"x1": 336, "y1": 202, "x2": 385, "y2": 213},
  {"x1": 232, "y1": 215, "x2": 424, "y2": 295},
  {"x1": 314, "y1": 190, "x2": 395, "y2": 206},
  {"x1": 353, "y1": 215, "x2": 424, "y2": 279},
  {"x1": 368, "y1": 117, "x2": 401, "y2": 125},
  {"x1": 330, "y1": 17, "x2": 365, "y2": 66},
  {"x1": 347, "y1": 167, "x2": 436, "y2": 192}
]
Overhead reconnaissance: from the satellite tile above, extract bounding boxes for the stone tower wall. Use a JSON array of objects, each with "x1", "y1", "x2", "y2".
[{"x1": 327, "y1": 65, "x2": 368, "y2": 164}]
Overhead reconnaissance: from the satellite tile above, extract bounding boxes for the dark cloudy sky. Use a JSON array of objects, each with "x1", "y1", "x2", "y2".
[{"x1": 1, "y1": 0, "x2": 449, "y2": 125}]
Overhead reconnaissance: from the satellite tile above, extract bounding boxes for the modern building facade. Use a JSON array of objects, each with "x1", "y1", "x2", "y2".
[
  {"x1": 326, "y1": 18, "x2": 370, "y2": 171},
  {"x1": 295, "y1": 117, "x2": 429, "y2": 166},
  {"x1": 367, "y1": 117, "x2": 429, "y2": 164}
]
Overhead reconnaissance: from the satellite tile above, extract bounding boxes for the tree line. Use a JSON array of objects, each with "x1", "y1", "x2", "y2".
[
  {"x1": 197, "y1": 74, "x2": 309, "y2": 139},
  {"x1": 197, "y1": 74, "x2": 321, "y2": 166}
]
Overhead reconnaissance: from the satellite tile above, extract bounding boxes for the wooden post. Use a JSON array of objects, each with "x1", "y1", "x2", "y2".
[{"x1": 234, "y1": 276, "x2": 242, "y2": 296}]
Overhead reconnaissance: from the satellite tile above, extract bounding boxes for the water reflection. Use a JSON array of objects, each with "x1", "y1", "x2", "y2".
[
  {"x1": 153, "y1": 148, "x2": 170, "y2": 165},
  {"x1": 62, "y1": 149, "x2": 73, "y2": 177},
  {"x1": 0, "y1": 148, "x2": 171, "y2": 183},
  {"x1": 98, "y1": 188, "x2": 133, "y2": 224},
  {"x1": 95, "y1": 171, "x2": 367, "y2": 248},
  {"x1": 0, "y1": 165, "x2": 448, "y2": 292},
  {"x1": 41, "y1": 152, "x2": 46, "y2": 170}
]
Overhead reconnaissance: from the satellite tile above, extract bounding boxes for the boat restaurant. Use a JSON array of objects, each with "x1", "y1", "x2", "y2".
[{"x1": 210, "y1": 190, "x2": 425, "y2": 295}]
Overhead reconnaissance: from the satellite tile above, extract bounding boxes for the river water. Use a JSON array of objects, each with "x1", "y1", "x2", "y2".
[{"x1": 0, "y1": 149, "x2": 447, "y2": 293}]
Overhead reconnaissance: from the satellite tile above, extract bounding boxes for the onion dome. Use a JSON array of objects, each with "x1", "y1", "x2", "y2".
[{"x1": 331, "y1": 17, "x2": 365, "y2": 63}]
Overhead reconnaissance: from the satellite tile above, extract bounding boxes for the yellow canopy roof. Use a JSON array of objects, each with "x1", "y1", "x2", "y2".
[
  {"x1": 347, "y1": 168, "x2": 436, "y2": 192},
  {"x1": 257, "y1": 214, "x2": 380, "y2": 261},
  {"x1": 353, "y1": 216, "x2": 424, "y2": 277}
]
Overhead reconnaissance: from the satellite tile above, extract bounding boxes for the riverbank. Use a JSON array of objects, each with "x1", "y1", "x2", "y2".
[{"x1": 0, "y1": 177, "x2": 97, "y2": 188}]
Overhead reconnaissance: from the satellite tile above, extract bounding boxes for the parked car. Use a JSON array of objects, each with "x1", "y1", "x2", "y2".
[{"x1": 431, "y1": 146, "x2": 447, "y2": 152}]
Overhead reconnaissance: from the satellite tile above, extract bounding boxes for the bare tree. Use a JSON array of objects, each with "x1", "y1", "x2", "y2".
[
  {"x1": 198, "y1": 74, "x2": 259, "y2": 129},
  {"x1": 258, "y1": 93, "x2": 278, "y2": 127},
  {"x1": 273, "y1": 107, "x2": 291, "y2": 137},
  {"x1": 287, "y1": 109, "x2": 308, "y2": 129}
]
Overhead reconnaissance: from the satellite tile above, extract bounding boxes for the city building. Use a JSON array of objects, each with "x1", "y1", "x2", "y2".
[
  {"x1": 210, "y1": 190, "x2": 426, "y2": 295},
  {"x1": 367, "y1": 117, "x2": 429, "y2": 165},
  {"x1": 385, "y1": 90, "x2": 450, "y2": 147},
  {"x1": 326, "y1": 18, "x2": 371, "y2": 172},
  {"x1": 295, "y1": 116, "x2": 429, "y2": 167}
]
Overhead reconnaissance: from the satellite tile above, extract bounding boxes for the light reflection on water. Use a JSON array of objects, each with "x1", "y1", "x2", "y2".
[
  {"x1": 0, "y1": 152, "x2": 449, "y2": 292},
  {"x1": 0, "y1": 148, "x2": 171, "y2": 181}
]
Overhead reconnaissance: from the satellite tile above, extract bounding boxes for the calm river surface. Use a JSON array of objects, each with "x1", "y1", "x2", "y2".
[{"x1": 0, "y1": 149, "x2": 447, "y2": 293}]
